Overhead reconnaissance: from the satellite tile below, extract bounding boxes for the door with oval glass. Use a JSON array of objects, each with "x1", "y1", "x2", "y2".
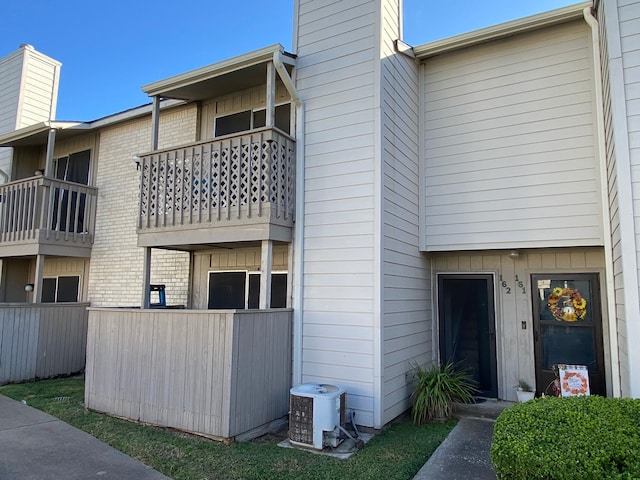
[{"x1": 531, "y1": 273, "x2": 605, "y2": 396}]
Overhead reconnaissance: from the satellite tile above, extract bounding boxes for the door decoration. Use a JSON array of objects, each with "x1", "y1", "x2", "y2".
[
  {"x1": 558, "y1": 364, "x2": 590, "y2": 397},
  {"x1": 547, "y1": 283, "x2": 587, "y2": 322}
]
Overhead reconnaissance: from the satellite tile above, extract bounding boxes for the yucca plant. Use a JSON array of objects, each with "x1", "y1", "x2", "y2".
[{"x1": 410, "y1": 362, "x2": 478, "y2": 424}]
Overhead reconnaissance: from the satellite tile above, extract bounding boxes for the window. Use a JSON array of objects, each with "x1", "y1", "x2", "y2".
[
  {"x1": 213, "y1": 103, "x2": 292, "y2": 137},
  {"x1": 208, "y1": 271, "x2": 287, "y2": 309},
  {"x1": 52, "y1": 149, "x2": 91, "y2": 233},
  {"x1": 274, "y1": 104, "x2": 291, "y2": 134},
  {"x1": 41, "y1": 275, "x2": 80, "y2": 303},
  {"x1": 214, "y1": 111, "x2": 252, "y2": 137}
]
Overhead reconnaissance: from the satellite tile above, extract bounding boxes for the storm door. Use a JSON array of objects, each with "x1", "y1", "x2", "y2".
[
  {"x1": 531, "y1": 274, "x2": 605, "y2": 396},
  {"x1": 438, "y1": 274, "x2": 497, "y2": 397}
]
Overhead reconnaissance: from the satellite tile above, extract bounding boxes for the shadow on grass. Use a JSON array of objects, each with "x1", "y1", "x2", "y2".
[{"x1": 0, "y1": 377, "x2": 455, "y2": 480}]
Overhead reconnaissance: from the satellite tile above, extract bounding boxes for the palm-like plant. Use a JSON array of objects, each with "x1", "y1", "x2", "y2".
[{"x1": 410, "y1": 362, "x2": 478, "y2": 424}]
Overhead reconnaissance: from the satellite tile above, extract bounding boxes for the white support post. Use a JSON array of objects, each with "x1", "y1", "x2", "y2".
[
  {"x1": 141, "y1": 247, "x2": 152, "y2": 309},
  {"x1": 151, "y1": 96, "x2": 160, "y2": 150},
  {"x1": 266, "y1": 62, "x2": 275, "y2": 128},
  {"x1": 44, "y1": 128, "x2": 56, "y2": 177},
  {"x1": 259, "y1": 240, "x2": 273, "y2": 309},
  {"x1": 33, "y1": 254, "x2": 45, "y2": 303}
]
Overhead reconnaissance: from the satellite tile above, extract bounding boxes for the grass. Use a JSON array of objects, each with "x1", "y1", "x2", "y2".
[{"x1": 0, "y1": 377, "x2": 454, "y2": 480}]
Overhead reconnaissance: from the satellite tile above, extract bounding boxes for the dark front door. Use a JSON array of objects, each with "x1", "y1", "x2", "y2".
[
  {"x1": 531, "y1": 274, "x2": 606, "y2": 396},
  {"x1": 438, "y1": 274, "x2": 498, "y2": 397}
]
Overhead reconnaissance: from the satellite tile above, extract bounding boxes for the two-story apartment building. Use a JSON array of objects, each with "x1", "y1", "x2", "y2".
[{"x1": 0, "y1": 0, "x2": 638, "y2": 439}]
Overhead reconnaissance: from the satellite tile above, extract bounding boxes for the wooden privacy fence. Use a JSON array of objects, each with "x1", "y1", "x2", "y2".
[
  {"x1": 0, "y1": 303, "x2": 89, "y2": 384},
  {"x1": 85, "y1": 308, "x2": 292, "y2": 440}
]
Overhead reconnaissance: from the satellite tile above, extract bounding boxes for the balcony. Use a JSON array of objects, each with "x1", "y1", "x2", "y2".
[
  {"x1": 0, "y1": 176, "x2": 97, "y2": 257},
  {"x1": 136, "y1": 127, "x2": 295, "y2": 249}
]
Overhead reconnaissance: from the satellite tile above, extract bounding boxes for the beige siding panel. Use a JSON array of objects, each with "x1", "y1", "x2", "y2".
[
  {"x1": 296, "y1": 0, "x2": 378, "y2": 427},
  {"x1": 0, "y1": 51, "x2": 22, "y2": 133},
  {"x1": 379, "y1": 0, "x2": 430, "y2": 423},
  {"x1": 432, "y1": 248, "x2": 609, "y2": 400},
  {"x1": 422, "y1": 21, "x2": 603, "y2": 251},
  {"x1": 617, "y1": 0, "x2": 640, "y2": 396}
]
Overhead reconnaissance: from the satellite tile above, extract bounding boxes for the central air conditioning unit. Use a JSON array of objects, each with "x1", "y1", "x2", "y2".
[{"x1": 289, "y1": 383, "x2": 345, "y2": 450}]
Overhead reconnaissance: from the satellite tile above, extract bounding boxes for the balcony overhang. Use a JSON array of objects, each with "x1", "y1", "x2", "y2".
[
  {"x1": 0, "y1": 121, "x2": 91, "y2": 148},
  {"x1": 142, "y1": 44, "x2": 296, "y2": 102}
]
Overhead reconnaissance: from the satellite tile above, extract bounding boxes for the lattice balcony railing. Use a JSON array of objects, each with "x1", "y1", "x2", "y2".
[{"x1": 137, "y1": 128, "x2": 295, "y2": 230}]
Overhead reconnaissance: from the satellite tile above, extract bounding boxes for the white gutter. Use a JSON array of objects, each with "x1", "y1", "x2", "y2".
[
  {"x1": 583, "y1": 7, "x2": 621, "y2": 397},
  {"x1": 273, "y1": 50, "x2": 305, "y2": 385}
]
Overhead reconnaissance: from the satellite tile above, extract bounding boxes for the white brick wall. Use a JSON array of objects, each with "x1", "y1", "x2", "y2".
[{"x1": 87, "y1": 105, "x2": 197, "y2": 307}]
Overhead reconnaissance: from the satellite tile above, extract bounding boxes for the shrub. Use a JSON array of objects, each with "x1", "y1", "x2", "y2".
[
  {"x1": 491, "y1": 396, "x2": 640, "y2": 479},
  {"x1": 411, "y1": 362, "x2": 477, "y2": 424}
]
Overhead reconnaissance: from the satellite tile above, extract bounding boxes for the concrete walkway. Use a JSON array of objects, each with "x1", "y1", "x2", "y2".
[
  {"x1": 0, "y1": 394, "x2": 169, "y2": 480},
  {"x1": 413, "y1": 400, "x2": 512, "y2": 480}
]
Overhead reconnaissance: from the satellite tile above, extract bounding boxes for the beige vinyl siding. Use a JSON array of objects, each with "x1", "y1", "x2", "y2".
[
  {"x1": 432, "y1": 248, "x2": 608, "y2": 400},
  {"x1": 598, "y1": 1, "x2": 627, "y2": 396},
  {"x1": 17, "y1": 51, "x2": 59, "y2": 127},
  {"x1": 618, "y1": 0, "x2": 640, "y2": 396},
  {"x1": 379, "y1": 0, "x2": 430, "y2": 423},
  {"x1": 422, "y1": 21, "x2": 603, "y2": 251},
  {"x1": 0, "y1": 50, "x2": 24, "y2": 179},
  {"x1": 296, "y1": 0, "x2": 378, "y2": 427},
  {"x1": 0, "y1": 51, "x2": 22, "y2": 134},
  {"x1": 87, "y1": 105, "x2": 195, "y2": 307}
]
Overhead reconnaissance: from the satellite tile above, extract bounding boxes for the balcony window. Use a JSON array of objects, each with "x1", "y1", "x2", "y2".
[
  {"x1": 208, "y1": 271, "x2": 287, "y2": 309},
  {"x1": 213, "y1": 104, "x2": 291, "y2": 138}
]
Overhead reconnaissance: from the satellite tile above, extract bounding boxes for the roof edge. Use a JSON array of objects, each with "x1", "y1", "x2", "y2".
[
  {"x1": 142, "y1": 44, "x2": 292, "y2": 98},
  {"x1": 413, "y1": 2, "x2": 592, "y2": 59}
]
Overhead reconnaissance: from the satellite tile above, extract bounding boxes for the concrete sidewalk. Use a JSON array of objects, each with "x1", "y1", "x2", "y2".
[
  {"x1": 413, "y1": 400, "x2": 511, "y2": 480},
  {"x1": 0, "y1": 394, "x2": 170, "y2": 480}
]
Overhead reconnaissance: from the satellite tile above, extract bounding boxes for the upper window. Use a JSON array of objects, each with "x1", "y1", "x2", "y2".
[
  {"x1": 53, "y1": 150, "x2": 90, "y2": 185},
  {"x1": 214, "y1": 104, "x2": 291, "y2": 137}
]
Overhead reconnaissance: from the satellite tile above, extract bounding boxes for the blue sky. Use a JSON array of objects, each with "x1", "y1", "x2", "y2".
[{"x1": 1, "y1": 0, "x2": 578, "y2": 121}]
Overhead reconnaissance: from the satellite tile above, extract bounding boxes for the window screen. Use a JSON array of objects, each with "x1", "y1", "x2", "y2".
[
  {"x1": 41, "y1": 276, "x2": 79, "y2": 303},
  {"x1": 214, "y1": 110, "x2": 252, "y2": 137},
  {"x1": 275, "y1": 104, "x2": 291, "y2": 134},
  {"x1": 208, "y1": 272, "x2": 246, "y2": 309},
  {"x1": 41, "y1": 278, "x2": 57, "y2": 303},
  {"x1": 247, "y1": 273, "x2": 287, "y2": 309},
  {"x1": 57, "y1": 276, "x2": 80, "y2": 302}
]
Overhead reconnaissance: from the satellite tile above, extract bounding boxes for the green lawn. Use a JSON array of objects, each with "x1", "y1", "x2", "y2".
[{"x1": 0, "y1": 377, "x2": 454, "y2": 480}]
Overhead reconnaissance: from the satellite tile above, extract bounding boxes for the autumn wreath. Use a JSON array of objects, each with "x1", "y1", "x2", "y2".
[{"x1": 547, "y1": 286, "x2": 587, "y2": 322}]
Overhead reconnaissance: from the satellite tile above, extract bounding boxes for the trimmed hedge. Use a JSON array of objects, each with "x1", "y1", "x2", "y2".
[{"x1": 491, "y1": 396, "x2": 640, "y2": 479}]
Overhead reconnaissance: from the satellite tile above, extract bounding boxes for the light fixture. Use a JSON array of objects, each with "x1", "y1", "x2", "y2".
[
  {"x1": 24, "y1": 284, "x2": 34, "y2": 292},
  {"x1": 508, "y1": 250, "x2": 519, "y2": 259}
]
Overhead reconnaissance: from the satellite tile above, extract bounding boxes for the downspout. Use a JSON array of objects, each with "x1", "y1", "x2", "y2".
[
  {"x1": 583, "y1": 7, "x2": 621, "y2": 397},
  {"x1": 273, "y1": 50, "x2": 305, "y2": 385}
]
